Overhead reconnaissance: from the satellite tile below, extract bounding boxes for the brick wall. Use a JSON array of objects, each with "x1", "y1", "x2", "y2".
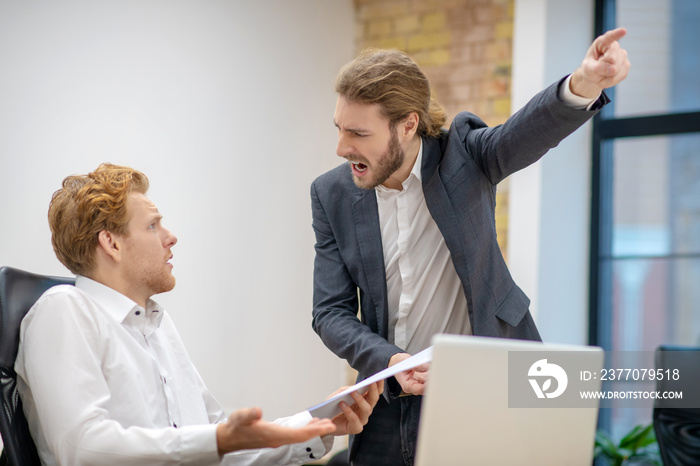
[{"x1": 352, "y1": 0, "x2": 513, "y2": 260}]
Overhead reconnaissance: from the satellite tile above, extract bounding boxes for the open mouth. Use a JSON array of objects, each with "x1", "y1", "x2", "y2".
[{"x1": 351, "y1": 162, "x2": 368, "y2": 173}]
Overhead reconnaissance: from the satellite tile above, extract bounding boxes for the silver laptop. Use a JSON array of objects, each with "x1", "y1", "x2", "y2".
[{"x1": 415, "y1": 334, "x2": 604, "y2": 466}]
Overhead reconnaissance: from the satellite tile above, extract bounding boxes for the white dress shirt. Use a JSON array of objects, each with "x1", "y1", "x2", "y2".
[
  {"x1": 15, "y1": 276, "x2": 330, "y2": 466},
  {"x1": 376, "y1": 77, "x2": 596, "y2": 355},
  {"x1": 377, "y1": 144, "x2": 471, "y2": 355}
]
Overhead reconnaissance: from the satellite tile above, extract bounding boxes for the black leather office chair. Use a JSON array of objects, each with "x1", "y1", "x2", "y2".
[
  {"x1": 0, "y1": 266, "x2": 73, "y2": 466},
  {"x1": 653, "y1": 345, "x2": 700, "y2": 466}
]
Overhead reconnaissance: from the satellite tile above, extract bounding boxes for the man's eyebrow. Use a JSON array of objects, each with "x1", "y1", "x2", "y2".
[{"x1": 334, "y1": 121, "x2": 370, "y2": 134}]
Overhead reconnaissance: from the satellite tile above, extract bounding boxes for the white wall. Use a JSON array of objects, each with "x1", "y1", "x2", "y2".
[
  {"x1": 0, "y1": 0, "x2": 354, "y2": 421},
  {"x1": 509, "y1": 0, "x2": 595, "y2": 345}
]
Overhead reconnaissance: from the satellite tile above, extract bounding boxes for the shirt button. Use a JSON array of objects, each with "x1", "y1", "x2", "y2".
[
  {"x1": 135, "y1": 310, "x2": 141, "y2": 316},
  {"x1": 173, "y1": 423, "x2": 178, "y2": 428}
]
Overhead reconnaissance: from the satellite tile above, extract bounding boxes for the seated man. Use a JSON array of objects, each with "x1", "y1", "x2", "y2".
[{"x1": 15, "y1": 163, "x2": 382, "y2": 465}]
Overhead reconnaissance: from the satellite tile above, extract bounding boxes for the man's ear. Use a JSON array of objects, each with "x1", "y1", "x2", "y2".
[
  {"x1": 97, "y1": 230, "x2": 122, "y2": 263},
  {"x1": 400, "y1": 112, "x2": 419, "y2": 139}
]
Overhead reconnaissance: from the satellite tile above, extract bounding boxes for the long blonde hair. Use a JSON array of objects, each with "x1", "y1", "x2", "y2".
[{"x1": 335, "y1": 48, "x2": 447, "y2": 137}]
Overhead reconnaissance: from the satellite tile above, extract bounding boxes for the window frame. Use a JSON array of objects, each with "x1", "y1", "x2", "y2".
[{"x1": 588, "y1": 0, "x2": 700, "y2": 349}]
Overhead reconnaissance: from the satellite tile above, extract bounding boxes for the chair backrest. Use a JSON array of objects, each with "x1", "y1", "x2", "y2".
[
  {"x1": 653, "y1": 345, "x2": 700, "y2": 466},
  {"x1": 0, "y1": 266, "x2": 74, "y2": 466}
]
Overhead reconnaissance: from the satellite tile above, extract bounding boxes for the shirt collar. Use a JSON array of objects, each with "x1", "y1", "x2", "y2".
[
  {"x1": 411, "y1": 139, "x2": 424, "y2": 182},
  {"x1": 75, "y1": 276, "x2": 165, "y2": 326}
]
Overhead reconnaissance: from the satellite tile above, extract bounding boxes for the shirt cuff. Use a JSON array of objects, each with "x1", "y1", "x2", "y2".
[
  {"x1": 180, "y1": 424, "x2": 222, "y2": 465},
  {"x1": 294, "y1": 411, "x2": 333, "y2": 458},
  {"x1": 558, "y1": 74, "x2": 600, "y2": 110},
  {"x1": 275, "y1": 411, "x2": 333, "y2": 462},
  {"x1": 221, "y1": 411, "x2": 333, "y2": 465}
]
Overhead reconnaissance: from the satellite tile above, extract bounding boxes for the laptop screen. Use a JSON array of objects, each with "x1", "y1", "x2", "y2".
[{"x1": 415, "y1": 334, "x2": 604, "y2": 466}]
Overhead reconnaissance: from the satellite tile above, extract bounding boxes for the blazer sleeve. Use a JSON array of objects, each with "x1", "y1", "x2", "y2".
[
  {"x1": 456, "y1": 76, "x2": 607, "y2": 185},
  {"x1": 310, "y1": 180, "x2": 404, "y2": 380}
]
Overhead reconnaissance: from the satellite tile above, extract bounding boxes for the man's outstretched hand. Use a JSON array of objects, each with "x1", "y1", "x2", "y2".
[
  {"x1": 216, "y1": 380, "x2": 384, "y2": 455},
  {"x1": 216, "y1": 407, "x2": 335, "y2": 456},
  {"x1": 570, "y1": 27, "x2": 631, "y2": 99}
]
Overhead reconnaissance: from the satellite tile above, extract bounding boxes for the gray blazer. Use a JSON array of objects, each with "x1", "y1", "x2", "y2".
[{"x1": 311, "y1": 77, "x2": 606, "y2": 384}]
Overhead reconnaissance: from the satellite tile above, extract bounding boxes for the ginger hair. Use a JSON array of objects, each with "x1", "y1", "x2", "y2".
[{"x1": 48, "y1": 163, "x2": 149, "y2": 276}]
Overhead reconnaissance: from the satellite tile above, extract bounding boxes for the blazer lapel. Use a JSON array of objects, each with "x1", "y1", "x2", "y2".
[
  {"x1": 421, "y1": 135, "x2": 475, "y2": 320},
  {"x1": 421, "y1": 137, "x2": 452, "y2": 226},
  {"x1": 352, "y1": 188, "x2": 389, "y2": 338}
]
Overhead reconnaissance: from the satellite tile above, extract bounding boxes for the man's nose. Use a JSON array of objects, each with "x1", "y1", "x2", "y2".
[
  {"x1": 336, "y1": 133, "x2": 353, "y2": 158},
  {"x1": 164, "y1": 228, "x2": 177, "y2": 248}
]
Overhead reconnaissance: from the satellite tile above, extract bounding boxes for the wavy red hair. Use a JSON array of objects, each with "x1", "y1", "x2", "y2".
[{"x1": 48, "y1": 163, "x2": 149, "y2": 276}]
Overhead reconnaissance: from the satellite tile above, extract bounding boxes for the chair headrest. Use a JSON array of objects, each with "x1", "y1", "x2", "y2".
[{"x1": 0, "y1": 266, "x2": 74, "y2": 370}]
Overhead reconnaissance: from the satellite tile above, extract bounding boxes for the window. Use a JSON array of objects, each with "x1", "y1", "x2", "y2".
[{"x1": 590, "y1": 0, "x2": 700, "y2": 439}]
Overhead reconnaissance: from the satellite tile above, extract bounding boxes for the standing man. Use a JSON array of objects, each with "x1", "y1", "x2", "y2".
[
  {"x1": 16, "y1": 163, "x2": 383, "y2": 465},
  {"x1": 310, "y1": 29, "x2": 630, "y2": 465}
]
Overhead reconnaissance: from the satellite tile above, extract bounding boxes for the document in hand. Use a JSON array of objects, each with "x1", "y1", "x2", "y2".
[{"x1": 307, "y1": 347, "x2": 433, "y2": 419}]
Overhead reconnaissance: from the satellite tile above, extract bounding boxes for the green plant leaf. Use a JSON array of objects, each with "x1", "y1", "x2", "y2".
[
  {"x1": 595, "y1": 423, "x2": 660, "y2": 465},
  {"x1": 619, "y1": 425, "x2": 645, "y2": 448},
  {"x1": 617, "y1": 447, "x2": 633, "y2": 458},
  {"x1": 594, "y1": 445, "x2": 603, "y2": 458},
  {"x1": 595, "y1": 430, "x2": 624, "y2": 461},
  {"x1": 620, "y1": 424, "x2": 656, "y2": 451},
  {"x1": 631, "y1": 451, "x2": 663, "y2": 466}
]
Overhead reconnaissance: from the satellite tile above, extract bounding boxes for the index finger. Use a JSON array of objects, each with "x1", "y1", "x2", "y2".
[
  {"x1": 279, "y1": 420, "x2": 336, "y2": 445},
  {"x1": 596, "y1": 27, "x2": 627, "y2": 51},
  {"x1": 375, "y1": 379, "x2": 385, "y2": 394},
  {"x1": 368, "y1": 380, "x2": 383, "y2": 400},
  {"x1": 326, "y1": 386, "x2": 350, "y2": 399},
  {"x1": 411, "y1": 363, "x2": 430, "y2": 373}
]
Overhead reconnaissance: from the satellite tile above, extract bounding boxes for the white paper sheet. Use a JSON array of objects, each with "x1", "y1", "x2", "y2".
[{"x1": 307, "y1": 347, "x2": 433, "y2": 419}]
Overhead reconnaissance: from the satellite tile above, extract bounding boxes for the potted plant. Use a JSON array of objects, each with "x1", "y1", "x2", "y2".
[{"x1": 594, "y1": 423, "x2": 661, "y2": 465}]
